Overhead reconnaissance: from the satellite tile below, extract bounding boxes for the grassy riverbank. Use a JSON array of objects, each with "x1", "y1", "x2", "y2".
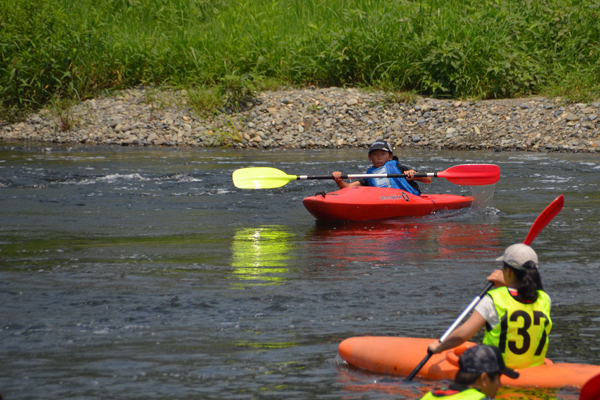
[{"x1": 1, "y1": 0, "x2": 599, "y2": 121}]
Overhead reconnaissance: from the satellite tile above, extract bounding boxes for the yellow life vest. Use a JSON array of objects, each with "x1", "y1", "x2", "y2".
[
  {"x1": 482, "y1": 287, "x2": 552, "y2": 369},
  {"x1": 421, "y1": 387, "x2": 487, "y2": 400}
]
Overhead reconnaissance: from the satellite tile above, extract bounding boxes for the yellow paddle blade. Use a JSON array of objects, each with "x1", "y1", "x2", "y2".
[{"x1": 232, "y1": 167, "x2": 298, "y2": 189}]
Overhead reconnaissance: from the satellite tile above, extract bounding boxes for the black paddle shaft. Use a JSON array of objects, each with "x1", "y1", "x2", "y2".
[
  {"x1": 296, "y1": 173, "x2": 434, "y2": 180},
  {"x1": 405, "y1": 282, "x2": 494, "y2": 381}
]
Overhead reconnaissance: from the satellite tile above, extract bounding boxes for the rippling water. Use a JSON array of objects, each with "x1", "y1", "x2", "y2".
[{"x1": 1, "y1": 143, "x2": 599, "y2": 399}]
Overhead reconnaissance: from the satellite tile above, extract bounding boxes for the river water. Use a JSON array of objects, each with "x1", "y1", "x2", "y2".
[{"x1": 1, "y1": 144, "x2": 599, "y2": 400}]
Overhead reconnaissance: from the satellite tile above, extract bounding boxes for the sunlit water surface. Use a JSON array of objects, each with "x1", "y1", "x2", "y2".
[{"x1": 1, "y1": 144, "x2": 599, "y2": 399}]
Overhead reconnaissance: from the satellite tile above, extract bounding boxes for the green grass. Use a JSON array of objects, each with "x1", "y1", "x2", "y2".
[{"x1": 1, "y1": 0, "x2": 599, "y2": 121}]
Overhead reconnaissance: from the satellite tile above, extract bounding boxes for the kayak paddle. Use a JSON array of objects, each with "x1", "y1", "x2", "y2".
[
  {"x1": 405, "y1": 281, "x2": 494, "y2": 381},
  {"x1": 232, "y1": 164, "x2": 500, "y2": 189},
  {"x1": 523, "y1": 195, "x2": 565, "y2": 246},
  {"x1": 580, "y1": 373, "x2": 600, "y2": 400},
  {"x1": 406, "y1": 194, "x2": 565, "y2": 381}
]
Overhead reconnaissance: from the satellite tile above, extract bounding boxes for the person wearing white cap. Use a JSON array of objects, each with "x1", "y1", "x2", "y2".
[
  {"x1": 427, "y1": 243, "x2": 552, "y2": 370},
  {"x1": 331, "y1": 140, "x2": 431, "y2": 195}
]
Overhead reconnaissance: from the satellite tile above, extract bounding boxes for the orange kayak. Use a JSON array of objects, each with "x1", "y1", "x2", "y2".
[
  {"x1": 338, "y1": 336, "x2": 600, "y2": 388},
  {"x1": 303, "y1": 186, "x2": 472, "y2": 221}
]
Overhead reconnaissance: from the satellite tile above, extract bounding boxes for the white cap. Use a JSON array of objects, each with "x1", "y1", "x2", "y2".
[{"x1": 496, "y1": 243, "x2": 538, "y2": 270}]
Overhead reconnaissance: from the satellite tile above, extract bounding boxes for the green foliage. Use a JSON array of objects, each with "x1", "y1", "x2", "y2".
[
  {"x1": 184, "y1": 86, "x2": 223, "y2": 117},
  {"x1": 218, "y1": 74, "x2": 258, "y2": 112},
  {"x1": 183, "y1": 74, "x2": 281, "y2": 116},
  {"x1": 381, "y1": 90, "x2": 419, "y2": 105},
  {"x1": 50, "y1": 96, "x2": 78, "y2": 131},
  {"x1": 1, "y1": 0, "x2": 599, "y2": 117},
  {"x1": 206, "y1": 115, "x2": 243, "y2": 147}
]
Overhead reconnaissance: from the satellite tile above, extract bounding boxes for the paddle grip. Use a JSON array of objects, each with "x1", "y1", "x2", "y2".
[
  {"x1": 297, "y1": 173, "x2": 436, "y2": 180},
  {"x1": 478, "y1": 282, "x2": 495, "y2": 297},
  {"x1": 406, "y1": 353, "x2": 432, "y2": 381},
  {"x1": 344, "y1": 173, "x2": 434, "y2": 179}
]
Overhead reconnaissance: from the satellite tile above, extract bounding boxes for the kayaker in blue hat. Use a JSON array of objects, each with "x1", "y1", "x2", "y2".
[
  {"x1": 332, "y1": 140, "x2": 431, "y2": 195},
  {"x1": 427, "y1": 244, "x2": 552, "y2": 370},
  {"x1": 421, "y1": 345, "x2": 519, "y2": 400}
]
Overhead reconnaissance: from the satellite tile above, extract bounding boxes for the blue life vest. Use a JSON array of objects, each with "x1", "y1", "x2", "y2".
[{"x1": 365, "y1": 161, "x2": 421, "y2": 196}]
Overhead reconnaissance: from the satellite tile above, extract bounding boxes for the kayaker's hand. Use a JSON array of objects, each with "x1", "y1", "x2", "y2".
[
  {"x1": 405, "y1": 169, "x2": 432, "y2": 184},
  {"x1": 333, "y1": 171, "x2": 360, "y2": 188},
  {"x1": 487, "y1": 269, "x2": 506, "y2": 288},
  {"x1": 427, "y1": 342, "x2": 441, "y2": 354},
  {"x1": 333, "y1": 171, "x2": 347, "y2": 188},
  {"x1": 333, "y1": 171, "x2": 343, "y2": 183}
]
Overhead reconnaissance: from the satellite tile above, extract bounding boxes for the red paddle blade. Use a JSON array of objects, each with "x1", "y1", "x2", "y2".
[
  {"x1": 436, "y1": 164, "x2": 500, "y2": 186},
  {"x1": 523, "y1": 195, "x2": 564, "y2": 245},
  {"x1": 580, "y1": 373, "x2": 600, "y2": 400}
]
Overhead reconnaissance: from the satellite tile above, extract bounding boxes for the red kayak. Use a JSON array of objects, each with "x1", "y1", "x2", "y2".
[{"x1": 303, "y1": 186, "x2": 472, "y2": 221}]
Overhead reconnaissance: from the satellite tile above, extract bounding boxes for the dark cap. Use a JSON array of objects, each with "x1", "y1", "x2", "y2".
[
  {"x1": 459, "y1": 345, "x2": 520, "y2": 380},
  {"x1": 368, "y1": 140, "x2": 393, "y2": 153}
]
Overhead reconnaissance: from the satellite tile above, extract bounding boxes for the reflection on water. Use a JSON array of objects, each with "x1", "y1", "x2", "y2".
[
  {"x1": 231, "y1": 226, "x2": 296, "y2": 286},
  {"x1": 336, "y1": 366, "x2": 580, "y2": 400},
  {"x1": 337, "y1": 368, "x2": 429, "y2": 399},
  {"x1": 306, "y1": 216, "x2": 501, "y2": 265}
]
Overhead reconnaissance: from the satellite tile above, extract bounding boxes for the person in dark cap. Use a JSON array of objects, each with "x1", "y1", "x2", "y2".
[
  {"x1": 428, "y1": 244, "x2": 552, "y2": 370},
  {"x1": 421, "y1": 345, "x2": 520, "y2": 400},
  {"x1": 332, "y1": 140, "x2": 431, "y2": 195}
]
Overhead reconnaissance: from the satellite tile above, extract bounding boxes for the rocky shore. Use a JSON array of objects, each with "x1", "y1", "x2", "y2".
[{"x1": 1, "y1": 87, "x2": 599, "y2": 153}]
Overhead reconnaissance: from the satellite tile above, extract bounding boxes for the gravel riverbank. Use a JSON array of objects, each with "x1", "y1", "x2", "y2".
[{"x1": 1, "y1": 87, "x2": 599, "y2": 153}]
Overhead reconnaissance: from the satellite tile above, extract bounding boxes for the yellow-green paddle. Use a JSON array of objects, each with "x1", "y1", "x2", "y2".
[
  {"x1": 232, "y1": 164, "x2": 501, "y2": 189},
  {"x1": 232, "y1": 167, "x2": 301, "y2": 189}
]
